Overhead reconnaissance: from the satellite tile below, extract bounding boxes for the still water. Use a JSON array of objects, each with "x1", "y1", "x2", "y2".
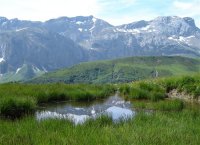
[{"x1": 36, "y1": 93, "x2": 135, "y2": 124}]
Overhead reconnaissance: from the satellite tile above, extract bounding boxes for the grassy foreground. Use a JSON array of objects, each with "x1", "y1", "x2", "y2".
[
  {"x1": 0, "y1": 108, "x2": 200, "y2": 145},
  {"x1": 1, "y1": 74, "x2": 200, "y2": 144}
]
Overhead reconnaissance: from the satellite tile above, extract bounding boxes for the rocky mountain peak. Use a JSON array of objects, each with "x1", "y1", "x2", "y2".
[
  {"x1": 183, "y1": 17, "x2": 196, "y2": 28},
  {"x1": 148, "y1": 16, "x2": 199, "y2": 36},
  {"x1": 0, "y1": 17, "x2": 8, "y2": 22}
]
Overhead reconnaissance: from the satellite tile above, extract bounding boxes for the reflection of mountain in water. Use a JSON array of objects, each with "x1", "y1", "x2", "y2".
[{"x1": 36, "y1": 94, "x2": 135, "y2": 124}]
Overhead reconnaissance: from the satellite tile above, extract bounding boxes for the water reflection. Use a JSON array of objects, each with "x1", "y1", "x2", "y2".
[{"x1": 36, "y1": 93, "x2": 135, "y2": 124}]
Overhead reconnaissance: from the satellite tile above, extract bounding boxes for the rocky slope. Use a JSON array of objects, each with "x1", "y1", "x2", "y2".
[{"x1": 0, "y1": 15, "x2": 200, "y2": 82}]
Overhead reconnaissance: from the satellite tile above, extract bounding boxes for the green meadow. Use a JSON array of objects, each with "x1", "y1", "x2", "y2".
[{"x1": 0, "y1": 74, "x2": 200, "y2": 144}]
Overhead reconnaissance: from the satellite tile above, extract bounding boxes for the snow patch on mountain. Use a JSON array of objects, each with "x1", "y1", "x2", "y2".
[
  {"x1": 90, "y1": 17, "x2": 97, "y2": 36},
  {"x1": 42, "y1": 67, "x2": 48, "y2": 73},
  {"x1": 140, "y1": 25, "x2": 150, "y2": 31},
  {"x1": 16, "y1": 27, "x2": 28, "y2": 32},
  {"x1": 16, "y1": 67, "x2": 22, "y2": 74},
  {"x1": 78, "y1": 28, "x2": 83, "y2": 32},
  {"x1": 168, "y1": 35, "x2": 196, "y2": 46},
  {"x1": 0, "y1": 57, "x2": 4, "y2": 63},
  {"x1": 76, "y1": 21, "x2": 84, "y2": 25},
  {"x1": 92, "y1": 17, "x2": 97, "y2": 23},
  {"x1": 116, "y1": 25, "x2": 156, "y2": 34},
  {"x1": 32, "y1": 65, "x2": 41, "y2": 73},
  {"x1": 1, "y1": 22, "x2": 7, "y2": 26}
]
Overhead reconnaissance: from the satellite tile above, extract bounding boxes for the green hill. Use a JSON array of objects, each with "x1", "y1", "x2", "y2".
[
  {"x1": 30, "y1": 56, "x2": 200, "y2": 84},
  {"x1": 0, "y1": 64, "x2": 45, "y2": 83}
]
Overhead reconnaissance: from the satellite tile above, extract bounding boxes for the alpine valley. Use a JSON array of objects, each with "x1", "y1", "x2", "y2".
[{"x1": 0, "y1": 15, "x2": 200, "y2": 83}]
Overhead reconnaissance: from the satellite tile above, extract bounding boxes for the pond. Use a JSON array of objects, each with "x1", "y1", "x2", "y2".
[{"x1": 36, "y1": 93, "x2": 136, "y2": 124}]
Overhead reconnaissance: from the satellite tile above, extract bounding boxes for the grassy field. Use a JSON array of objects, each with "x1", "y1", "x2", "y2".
[
  {"x1": 29, "y1": 56, "x2": 200, "y2": 84},
  {"x1": 1, "y1": 74, "x2": 200, "y2": 144}
]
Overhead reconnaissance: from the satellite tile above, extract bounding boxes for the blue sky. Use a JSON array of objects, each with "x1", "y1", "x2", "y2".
[{"x1": 0, "y1": 0, "x2": 200, "y2": 27}]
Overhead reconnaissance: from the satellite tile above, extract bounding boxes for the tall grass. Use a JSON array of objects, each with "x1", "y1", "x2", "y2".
[
  {"x1": 0, "y1": 97, "x2": 36, "y2": 119},
  {"x1": 0, "y1": 107, "x2": 200, "y2": 145},
  {"x1": 134, "y1": 99, "x2": 184, "y2": 111},
  {"x1": 0, "y1": 83, "x2": 116, "y2": 118},
  {"x1": 161, "y1": 74, "x2": 200, "y2": 99},
  {"x1": 120, "y1": 74, "x2": 200, "y2": 102},
  {"x1": 120, "y1": 81, "x2": 166, "y2": 101}
]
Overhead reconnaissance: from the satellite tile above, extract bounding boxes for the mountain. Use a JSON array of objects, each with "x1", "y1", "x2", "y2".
[
  {"x1": 0, "y1": 64, "x2": 45, "y2": 83},
  {"x1": 89, "y1": 16, "x2": 200, "y2": 60},
  {"x1": 43, "y1": 16, "x2": 200, "y2": 60},
  {"x1": 0, "y1": 15, "x2": 200, "y2": 83},
  {"x1": 0, "y1": 27, "x2": 87, "y2": 81},
  {"x1": 44, "y1": 15, "x2": 112, "y2": 43},
  {"x1": 29, "y1": 56, "x2": 200, "y2": 84}
]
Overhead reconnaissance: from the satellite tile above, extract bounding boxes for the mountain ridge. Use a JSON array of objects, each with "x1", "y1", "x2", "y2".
[{"x1": 0, "y1": 15, "x2": 200, "y2": 83}]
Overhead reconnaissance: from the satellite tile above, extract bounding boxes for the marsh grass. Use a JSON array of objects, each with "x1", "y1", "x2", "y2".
[
  {"x1": 134, "y1": 99, "x2": 184, "y2": 111},
  {"x1": 0, "y1": 74, "x2": 200, "y2": 144},
  {"x1": 0, "y1": 107, "x2": 200, "y2": 145},
  {"x1": 162, "y1": 75, "x2": 200, "y2": 97},
  {"x1": 120, "y1": 81, "x2": 166, "y2": 101},
  {"x1": 0, "y1": 83, "x2": 116, "y2": 118},
  {"x1": 0, "y1": 97, "x2": 36, "y2": 119}
]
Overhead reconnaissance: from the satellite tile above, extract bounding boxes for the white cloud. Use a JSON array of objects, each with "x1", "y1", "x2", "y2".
[
  {"x1": 0, "y1": 0, "x2": 100, "y2": 21},
  {"x1": 168, "y1": 0, "x2": 200, "y2": 27},
  {"x1": 104, "y1": 12, "x2": 158, "y2": 26},
  {"x1": 0, "y1": 0, "x2": 200, "y2": 28},
  {"x1": 172, "y1": 0, "x2": 200, "y2": 15},
  {"x1": 173, "y1": 1, "x2": 193, "y2": 10}
]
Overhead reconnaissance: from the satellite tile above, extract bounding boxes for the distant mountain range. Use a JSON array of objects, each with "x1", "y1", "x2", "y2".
[{"x1": 0, "y1": 15, "x2": 200, "y2": 82}]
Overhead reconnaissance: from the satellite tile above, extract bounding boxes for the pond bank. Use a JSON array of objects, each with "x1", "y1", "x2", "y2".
[{"x1": 168, "y1": 89, "x2": 200, "y2": 103}]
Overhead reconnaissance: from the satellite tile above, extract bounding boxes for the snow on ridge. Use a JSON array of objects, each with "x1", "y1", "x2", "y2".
[
  {"x1": 16, "y1": 67, "x2": 22, "y2": 74},
  {"x1": 90, "y1": 18, "x2": 97, "y2": 36},
  {"x1": 0, "y1": 57, "x2": 5, "y2": 63},
  {"x1": 116, "y1": 28, "x2": 141, "y2": 34},
  {"x1": 42, "y1": 67, "x2": 48, "y2": 73},
  {"x1": 76, "y1": 21, "x2": 84, "y2": 25},
  {"x1": 78, "y1": 28, "x2": 83, "y2": 32},
  {"x1": 168, "y1": 35, "x2": 196, "y2": 46},
  {"x1": 168, "y1": 36, "x2": 174, "y2": 40},
  {"x1": 2, "y1": 22, "x2": 7, "y2": 26},
  {"x1": 92, "y1": 17, "x2": 97, "y2": 23},
  {"x1": 140, "y1": 25, "x2": 150, "y2": 31},
  {"x1": 15, "y1": 27, "x2": 28, "y2": 32},
  {"x1": 116, "y1": 25, "x2": 156, "y2": 34},
  {"x1": 32, "y1": 65, "x2": 40, "y2": 73},
  {"x1": 187, "y1": 35, "x2": 195, "y2": 39}
]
